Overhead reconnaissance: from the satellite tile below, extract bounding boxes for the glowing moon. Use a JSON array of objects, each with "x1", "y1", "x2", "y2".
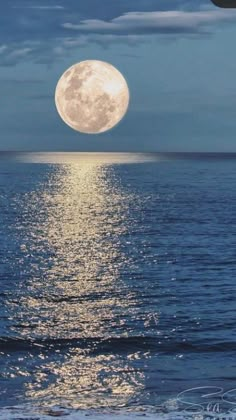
[{"x1": 55, "y1": 60, "x2": 130, "y2": 134}]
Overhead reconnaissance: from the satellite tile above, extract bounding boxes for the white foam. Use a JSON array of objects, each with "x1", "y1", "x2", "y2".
[
  {"x1": 1, "y1": 404, "x2": 236, "y2": 420},
  {"x1": 0, "y1": 406, "x2": 199, "y2": 420}
]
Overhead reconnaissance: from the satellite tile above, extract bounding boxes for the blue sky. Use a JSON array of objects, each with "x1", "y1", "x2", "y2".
[{"x1": 1, "y1": 0, "x2": 236, "y2": 151}]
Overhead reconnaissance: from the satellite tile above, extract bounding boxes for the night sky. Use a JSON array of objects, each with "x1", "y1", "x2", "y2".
[{"x1": 1, "y1": 0, "x2": 236, "y2": 152}]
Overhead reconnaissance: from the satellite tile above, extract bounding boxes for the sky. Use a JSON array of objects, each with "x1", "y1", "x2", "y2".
[{"x1": 1, "y1": 0, "x2": 236, "y2": 152}]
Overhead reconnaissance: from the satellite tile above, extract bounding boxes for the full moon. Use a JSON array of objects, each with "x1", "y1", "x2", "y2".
[{"x1": 55, "y1": 60, "x2": 130, "y2": 134}]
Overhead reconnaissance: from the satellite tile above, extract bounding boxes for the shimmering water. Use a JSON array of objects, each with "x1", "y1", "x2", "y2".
[{"x1": 1, "y1": 152, "x2": 236, "y2": 418}]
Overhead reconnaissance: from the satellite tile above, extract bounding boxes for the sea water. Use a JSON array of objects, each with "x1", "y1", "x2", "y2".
[{"x1": 0, "y1": 152, "x2": 236, "y2": 419}]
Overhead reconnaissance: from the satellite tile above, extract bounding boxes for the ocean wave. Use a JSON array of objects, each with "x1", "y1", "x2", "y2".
[
  {"x1": 0, "y1": 336, "x2": 235, "y2": 354},
  {"x1": 1, "y1": 405, "x2": 236, "y2": 420}
]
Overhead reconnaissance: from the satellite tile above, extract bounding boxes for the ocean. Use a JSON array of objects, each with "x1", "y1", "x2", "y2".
[{"x1": 0, "y1": 152, "x2": 236, "y2": 420}]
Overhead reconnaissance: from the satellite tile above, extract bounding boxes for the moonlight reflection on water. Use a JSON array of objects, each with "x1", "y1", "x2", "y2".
[{"x1": 9, "y1": 155, "x2": 149, "y2": 408}]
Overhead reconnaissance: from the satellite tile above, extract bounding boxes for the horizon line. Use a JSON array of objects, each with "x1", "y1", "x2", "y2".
[{"x1": 1, "y1": 151, "x2": 236, "y2": 154}]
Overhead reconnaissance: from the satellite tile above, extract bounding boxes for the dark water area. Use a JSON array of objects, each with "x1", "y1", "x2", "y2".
[{"x1": 1, "y1": 152, "x2": 236, "y2": 417}]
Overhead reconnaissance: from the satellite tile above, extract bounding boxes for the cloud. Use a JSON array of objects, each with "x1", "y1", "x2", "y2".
[
  {"x1": 62, "y1": 10, "x2": 236, "y2": 35},
  {"x1": 9, "y1": 47, "x2": 32, "y2": 57},
  {"x1": 0, "y1": 47, "x2": 33, "y2": 65},
  {"x1": 62, "y1": 34, "x2": 144, "y2": 47},
  {"x1": 12, "y1": 5, "x2": 64, "y2": 10},
  {"x1": 0, "y1": 45, "x2": 7, "y2": 54},
  {"x1": 0, "y1": 1, "x2": 235, "y2": 66}
]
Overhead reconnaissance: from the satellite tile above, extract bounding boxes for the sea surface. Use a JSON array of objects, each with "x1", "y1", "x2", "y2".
[{"x1": 0, "y1": 152, "x2": 236, "y2": 419}]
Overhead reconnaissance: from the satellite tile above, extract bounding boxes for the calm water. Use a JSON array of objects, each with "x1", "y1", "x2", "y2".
[{"x1": 1, "y1": 152, "x2": 236, "y2": 418}]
